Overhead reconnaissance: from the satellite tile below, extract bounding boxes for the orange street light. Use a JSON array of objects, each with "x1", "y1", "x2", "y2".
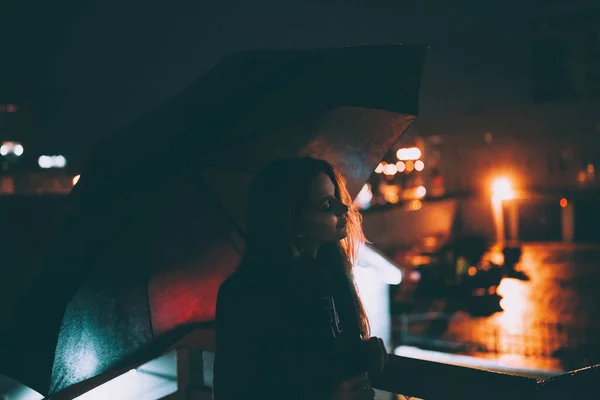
[{"x1": 491, "y1": 177, "x2": 515, "y2": 201}]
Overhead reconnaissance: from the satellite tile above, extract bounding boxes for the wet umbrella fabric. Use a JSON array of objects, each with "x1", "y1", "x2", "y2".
[{"x1": 0, "y1": 45, "x2": 426, "y2": 397}]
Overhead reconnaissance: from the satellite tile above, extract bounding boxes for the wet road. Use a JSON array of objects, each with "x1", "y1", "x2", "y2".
[{"x1": 399, "y1": 243, "x2": 600, "y2": 372}]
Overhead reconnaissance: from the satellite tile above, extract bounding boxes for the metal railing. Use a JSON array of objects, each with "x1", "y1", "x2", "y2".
[
  {"x1": 371, "y1": 354, "x2": 599, "y2": 400},
  {"x1": 45, "y1": 327, "x2": 600, "y2": 399},
  {"x1": 371, "y1": 354, "x2": 536, "y2": 400}
]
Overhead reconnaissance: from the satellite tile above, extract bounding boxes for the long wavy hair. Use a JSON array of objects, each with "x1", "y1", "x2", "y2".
[{"x1": 237, "y1": 157, "x2": 370, "y2": 339}]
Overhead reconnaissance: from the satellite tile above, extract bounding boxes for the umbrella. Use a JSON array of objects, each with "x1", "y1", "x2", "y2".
[{"x1": 0, "y1": 45, "x2": 426, "y2": 398}]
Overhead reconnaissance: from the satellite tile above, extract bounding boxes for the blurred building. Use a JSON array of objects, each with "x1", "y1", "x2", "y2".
[
  {"x1": 359, "y1": 101, "x2": 600, "y2": 247},
  {"x1": 411, "y1": 103, "x2": 600, "y2": 195},
  {"x1": 531, "y1": 0, "x2": 600, "y2": 102},
  {"x1": 361, "y1": 108, "x2": 600, "y2": 210},
  {"x1": 0, "y1": 100, "x2": 77, "y2": 195},
  {"x1": 359, "y1": 0, "x2": 600, "y2": 214}
]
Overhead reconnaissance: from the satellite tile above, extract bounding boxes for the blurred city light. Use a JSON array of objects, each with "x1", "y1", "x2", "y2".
[
  {"x1": 491, "y1": 177, "x2": 515, "y2": 201},
  {"x1": 73, "y1": 175, "x2": 81, "y2": 186},
  {"x1": 386, "y1": 193, "x2": 400, "y2": 204},
  {"x1": 415, "y1": 160, "x2": 425, "y2": 171},
  {"x1": 54, "y1": 155, "x2": 67, "y2": 168},
  {"x1": 383, "y1": 163, "x2": 397, "y2": 176},
  {"x1": 380, "y1": 183, "x2": 400, "y2": 203},
  {"x1": 38, "y1": 155, "x2": 53, "y2": 168},
  {"x1": 0, "y1": 141, "x2": 24, "y2": 156},
  {"x1": 396, "y1": 161, "x2": 406, "y2": 172},
  {"x1": 405, "y1": 160, "x2": 415, "y2": 172},
  {"x1": 560, "y1": 198, "x2": 568, "y2": 208},
  {"x1": 488, "y1": 251, "x2": 505, "y2": 266},
  {"x1": 39, "y1": 155, "x2": 68, "y2": 169},
  {"x1": 408, "y1": 270, "x2": 421, "y2": 282},
  {"x1": 396, "y1": 147, "x2": 421, "y2": 161},
  {"x1": 416, "y1": 186, "x2": 427, "y2": 198},
  {"x1": 375, "y1": 162, "x2": 385, "y2": 174},
  {"x1": 405, "y1": 200, "x2": 422, "y2": 211}
]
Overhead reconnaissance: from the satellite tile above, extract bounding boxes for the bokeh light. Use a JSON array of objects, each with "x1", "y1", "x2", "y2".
[{"x1": 396, "y1": 147, "x2": 421, "y2": 161}]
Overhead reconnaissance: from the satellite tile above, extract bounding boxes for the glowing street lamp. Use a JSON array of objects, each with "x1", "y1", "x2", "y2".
[
  {"x1": 492, "y1": 177, "x2": 515, "y2": 201},
  {"x1": 491, "y1": 177, "x2": 516, "y2": 245}
]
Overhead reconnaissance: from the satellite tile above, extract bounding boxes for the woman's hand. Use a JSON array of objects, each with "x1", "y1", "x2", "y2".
[
  {"x1": 361, "y1": 337, "x2": 389, "y2": 373},
  {"x1": 330, "y1": 372, "x2": 375, "y2": 400}
]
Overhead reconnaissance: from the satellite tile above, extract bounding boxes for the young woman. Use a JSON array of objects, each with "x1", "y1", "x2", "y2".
[{"x1": 213, "y1": 157, "x2": 388, "y2": 400}]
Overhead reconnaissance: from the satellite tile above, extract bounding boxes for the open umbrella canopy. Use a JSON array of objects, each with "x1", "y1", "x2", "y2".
[{"x1": 0, "y1": 45, "x2": 426, "y2": 397}]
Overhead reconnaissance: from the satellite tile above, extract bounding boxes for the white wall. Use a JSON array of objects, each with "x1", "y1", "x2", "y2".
[{"x1": 354, "y1": 265, "x2": 392, "y2": 349}]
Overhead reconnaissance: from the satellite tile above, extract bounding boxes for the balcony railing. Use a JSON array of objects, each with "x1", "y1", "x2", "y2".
[
  {"x1": 371, "y1": 354, "x2": 537, "y2": 399},
  {"x1": 47, "y1": 328, "x2": 600, "y2": 399}
]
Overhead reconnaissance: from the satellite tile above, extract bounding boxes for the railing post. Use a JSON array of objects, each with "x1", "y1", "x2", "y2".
[{"x1": 171, "y1": 348, "x2": 214, "y2": 400}]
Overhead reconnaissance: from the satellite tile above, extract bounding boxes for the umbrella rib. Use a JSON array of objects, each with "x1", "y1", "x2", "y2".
[{"x1": 192, "y1": 175, "x2": 246, "y2": 255}]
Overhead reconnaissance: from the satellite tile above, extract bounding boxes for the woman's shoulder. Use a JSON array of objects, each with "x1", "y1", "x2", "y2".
[{"x1": 217, "y1": 270, "x2": 281, "y2": 311}]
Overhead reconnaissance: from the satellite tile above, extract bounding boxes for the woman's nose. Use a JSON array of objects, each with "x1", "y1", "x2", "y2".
[{"x1": 333, "y1": 201, "x2": 349, "y2": 216}]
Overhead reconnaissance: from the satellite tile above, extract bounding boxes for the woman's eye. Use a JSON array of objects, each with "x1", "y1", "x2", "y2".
[{"x1": 321, "y1": 201, "x2": 332, "y2": 211}]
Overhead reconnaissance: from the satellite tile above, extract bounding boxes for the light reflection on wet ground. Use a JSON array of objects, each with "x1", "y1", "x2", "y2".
[{"x1": 408, "y1": 243, "x2": 600, "y2": 372}]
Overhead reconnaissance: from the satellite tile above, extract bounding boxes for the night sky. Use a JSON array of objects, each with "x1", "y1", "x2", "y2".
[{"x1": 1, "y1": 0, "x2": 536, "y2": 167}]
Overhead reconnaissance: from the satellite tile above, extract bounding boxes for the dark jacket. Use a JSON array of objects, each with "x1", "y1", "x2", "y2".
[{"x1": 213, "y1": 267, "x2": 365, "y2": 400}]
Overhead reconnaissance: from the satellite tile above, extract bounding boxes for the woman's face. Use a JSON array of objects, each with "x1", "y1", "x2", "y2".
[{"x1": 298, "y1": 172, "x2": 349, "y2": 244}]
